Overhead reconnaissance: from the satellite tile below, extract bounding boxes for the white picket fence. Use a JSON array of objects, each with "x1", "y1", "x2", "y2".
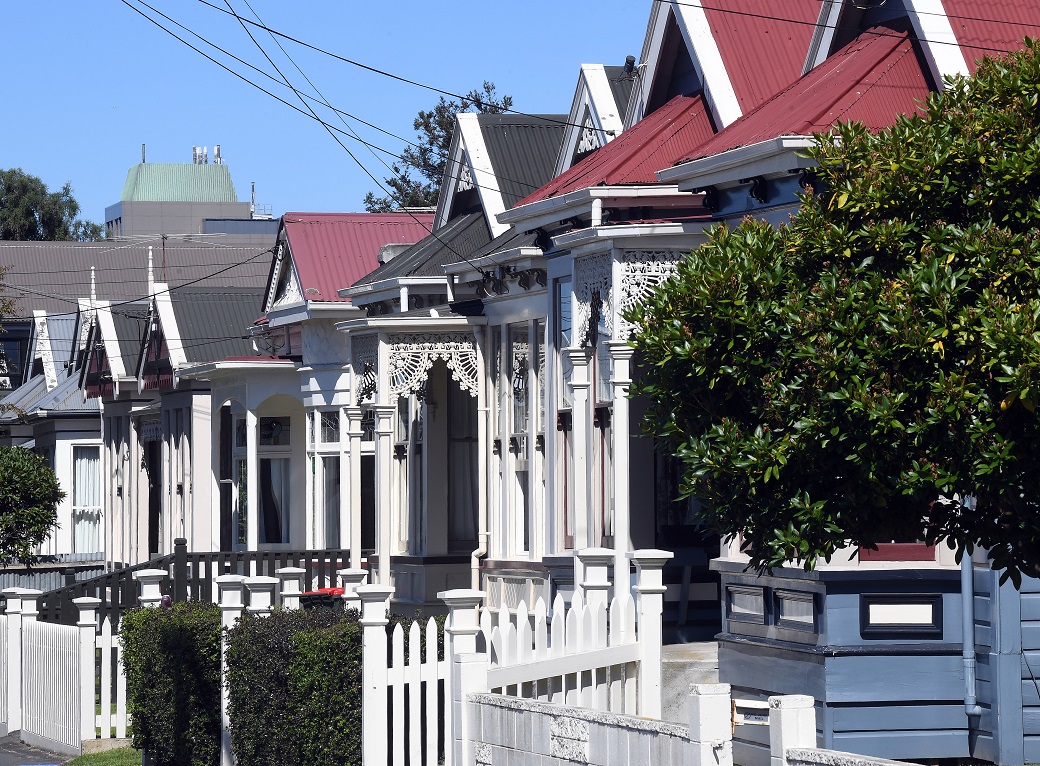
[{"x1": 0, "y1": 589, "x2": 128, "y2": 756}]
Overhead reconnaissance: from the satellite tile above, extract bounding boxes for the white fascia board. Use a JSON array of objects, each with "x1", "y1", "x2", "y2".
[
  {"x1": 556, "y1": 68, "x2": 594, "y2": 177},
  {"x1": 803, "y1": 0, "x2": 844, "y2": 74},
  {"x1": 585, "y1": 64, "x2": 625, "y2": 141},
  {"x1": 552, "y1": 222, "x2": 704, "y2": 254},
  {"x1": 458, "y1": 113, "x2": 509, "y2": 238},
  {"x1": 178, "y1": 358, "x2": 298, "y2": 381},
  {"x1": 672, "y1": 0, "x2": 742, "y2": 128},
  {"x1": 94, "y1": 302, "x2": 125, "y2": 381},
  {"x1": 435, "y1": 129, "x2": 467, "y2": 230},
  {"x1": 153, "y1": 282, "x2": 188, "y2": 370},
  {"x1": 904, "y1": 0, "x2": 969, "y2": 86},
  {"x1": 264, "y1": 301, "x2": 362, "y2": 329},
  {"x1": 498, "y1": 185, "x2": 688, "y2": 232},
  {"x1": 657, "y1": 136, "x2": 817, "y2": 190},
  {"x1": 339, "y1": 277, "x2": 448, "y2": 301},
  {"x1": 335, "y1": 315, "x2": 485, "y2": 334},
  {"x1": 625, "y1": 2, "x2": 669, "y2": 128}
]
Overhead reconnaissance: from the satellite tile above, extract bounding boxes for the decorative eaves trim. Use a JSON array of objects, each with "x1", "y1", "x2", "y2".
[
  {"x1": 656, "y1": 136, "x2": 817, "y2": 190},
  {"x1": 497, "y1": 185, "x2": 688, "y2": 233}
]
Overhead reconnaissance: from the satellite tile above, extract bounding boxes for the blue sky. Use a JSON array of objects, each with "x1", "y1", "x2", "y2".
[{"x1": 2, "y1": 1, "x2": 651, "y2": 224}]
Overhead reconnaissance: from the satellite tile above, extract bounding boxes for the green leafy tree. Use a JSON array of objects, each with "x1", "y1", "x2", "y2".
[
  {"x1": 0, "y1": 447, "x2": 63, "y2": 563},
  {"x1": 0, "y1": 168, "x2": 103, "y2": 241},
  {"x1": 364, "y1": 81, "x2": 513, "y2": 212},
  {"x1": 627, "y1": 39, "x2": 1040, "y2": 582}
]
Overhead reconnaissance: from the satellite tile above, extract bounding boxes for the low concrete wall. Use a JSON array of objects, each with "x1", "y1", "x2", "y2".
[
  {"x1": 787, "y1": 747, "x2": 924, "y2": 766},
  {"x1": 468, "y1": 693, "x2": 691, "y2": 766}
]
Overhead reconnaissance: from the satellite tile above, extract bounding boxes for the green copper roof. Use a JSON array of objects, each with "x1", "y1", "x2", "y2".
[{"x1": 119, "y1": 163, "x2": 239, "y2": 202}]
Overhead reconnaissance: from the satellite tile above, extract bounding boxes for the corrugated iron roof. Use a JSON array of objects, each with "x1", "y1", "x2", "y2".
[
  {"x1": 120, "y1": 163, "x2": 239, "y2": 202},
  {"x1": 282, "y1": 213, "x2": 434, "y2": 302},
  {"x1": 705, "y1": 0, "x2": 822, "y2": 113},
  {"x1": 517, "y1": 95, "x2": 716, "y2": 204},
  {"x1": 941, "y1": 0, "x2": 1040, "y2": 70},
  {"x1": 0, "y1": 375, "x2": 49, "y2": 417},
  {"x1": 169, "y1": 287, "x2": 264, "y2": 365},
  {"x1": 0, "y1": 241, "x2": 273, "y2": 319},
  {"x1": 678, "y1": 23, "x2": 932, "y2": 163},
  {"x1": 478, "y1": 115, "x2": 568, "y2": 209},
  {"x1": 33, "y1": 372, "x2": 98, "y2": 415},
  {"x1": 352, "y1": 211, "x2": 491, "y2": 286}
]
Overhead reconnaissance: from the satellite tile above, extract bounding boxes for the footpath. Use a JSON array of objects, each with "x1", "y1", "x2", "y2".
[{"x1": 0, "y1": 734, "x2": 66, "y2": 766}]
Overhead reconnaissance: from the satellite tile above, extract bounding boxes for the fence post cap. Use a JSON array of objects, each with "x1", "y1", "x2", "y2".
[
  {"x1": 769, "y1": 694, "x2": 815, "y2": 709},
  {"x1": 132, "y1": 568, "x2": 169, "y2": 581},
  {"x1": 576, "y1": 547, "x2": 615, "y2": 563},
  {"x1": 274, "y1": 567, "x2": 307, "y2": 576},
  {"x1": 215, "y1": 574, "x2": 247, "y2": 585},
  {"x1": 690, "y1": 682, "x2": 731, "y2": 696},
  {"x1": 438, "y1": 589, "x2": 485, "y2": 607},
  {"x1": 356, "y1": 584, "x2": 394, "y2": 600},
  {"x1": 243, "y1": 575, "x2": 280, "y2": 586},
  {"x1": 338, "y1": 567, "x2": 368, "y2": 578},
  {"x1": 1, "y1": 587, "x2": 38, "y2": 597},
  {"x1": 627, "y1": 549, "x2": 675, "y2": 566},
  {"x1": 72, "y1": 596, "x2": 102, "y2": 607}
]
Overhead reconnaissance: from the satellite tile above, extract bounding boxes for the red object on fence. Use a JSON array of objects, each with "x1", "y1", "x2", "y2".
[{"x1": 300, "y1": 586, "x2": 344, "y2": 609}]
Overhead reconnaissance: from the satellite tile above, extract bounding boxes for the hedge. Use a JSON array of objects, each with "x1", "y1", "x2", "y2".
[{"x1": 120, "y1": 601, "x2": 222, "y2": 766}]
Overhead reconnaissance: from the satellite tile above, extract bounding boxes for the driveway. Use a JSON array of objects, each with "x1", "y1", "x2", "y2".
[{"x1": 0, "y1": 735, "x2": 66, "y2": 766}]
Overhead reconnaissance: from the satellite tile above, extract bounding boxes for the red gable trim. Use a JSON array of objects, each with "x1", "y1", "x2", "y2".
[
  {"x1": 678, "y1": 24, "x2": 932, "y2": 164},
  {"x1": 516, "y1": 95, "x2": 716, "y2": 206},
  {"x1": 282, "y1": 213, "x2": 434, "y2": 302}
]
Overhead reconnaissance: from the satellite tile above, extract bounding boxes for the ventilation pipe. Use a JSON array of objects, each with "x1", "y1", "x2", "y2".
[{"x1": 961, "y1": 495, "x2": 983, "y2": 717}]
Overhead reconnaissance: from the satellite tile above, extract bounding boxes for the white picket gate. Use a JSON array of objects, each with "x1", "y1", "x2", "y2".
[
  {"x1": 94, "y1": 614, "x2": 128, "y2": 741},
  {"x1": 386, "y1": 619, "x2": 447, "y2": 766},
  {"x1": 22, "y1": 618, "x2": 80, "y2": 753},
  {"x1": 480, "y1": 590, "x2": 640, "y2": 714}
]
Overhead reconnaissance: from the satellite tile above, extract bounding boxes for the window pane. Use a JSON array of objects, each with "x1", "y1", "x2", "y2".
[
  {"x1": 320, "y1": 411, "x2": 340, "y2": 443},
  {"x1": 259, "y1": 417, "x2": 290, "y2": 447},
  {"x1": 259, "y1": 457, "x2": 291, "y2": 544},
  {"x1": 323, "y1": 456, "x2": 340, "y2": 547},
  {"x1": 73, "y1": 446, "x2": 101, "y2": 554}
]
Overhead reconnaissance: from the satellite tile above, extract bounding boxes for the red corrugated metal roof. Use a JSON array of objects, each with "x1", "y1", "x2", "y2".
[
  {"x1": 282, "y1": 213, "x2": 434, "y2": 302},
  {"x1": 516, "y1": 95, "x2": 716, "y2": 205},
  {"x1": 704, "y1": 0, "x2": 822, "y2": 112},
  {"x1": 679, "y1": 24, "x2": 932, "y2": 163},
  {"x1": 941, "y1": 0, "x2": 1040, "y2": 72}
]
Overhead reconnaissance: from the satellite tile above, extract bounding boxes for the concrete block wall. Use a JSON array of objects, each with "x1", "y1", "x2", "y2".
[{"x1": 468, "y1": 693, "x2": 690, "y2": 766}]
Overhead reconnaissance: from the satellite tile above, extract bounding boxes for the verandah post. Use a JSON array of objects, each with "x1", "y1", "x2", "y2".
[
  {"x1": 440, "y1": 589, "x2": 485, "y2": 766},
  {"x1": 358, "y1": 584, "x2": 393, "y2": 766},
  {"x1": 216, "y1": 574, "x2": 246, "y2": 766},
  {"x1": 629, "y1": 549, "x2": 672, "y2": 718},
  {"x1": 75, "y1": 596, "x2": 101, "y2": 747}
]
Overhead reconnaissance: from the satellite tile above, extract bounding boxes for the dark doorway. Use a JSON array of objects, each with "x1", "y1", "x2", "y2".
[{"x1": 146, "y1": 440, "x2": 162, "y2": 557}]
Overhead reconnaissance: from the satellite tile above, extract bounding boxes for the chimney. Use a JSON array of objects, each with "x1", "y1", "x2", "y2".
[
  {"x1": 214, "y1": 145, "x2": 221, "y2": 165},
  {"x1": 142, "y1": 143, "x2": 146, "y2": 163}
]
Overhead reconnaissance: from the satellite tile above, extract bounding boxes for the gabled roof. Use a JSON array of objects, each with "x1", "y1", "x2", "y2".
[
  {"x1": 120, "y1": 163, "x2": 239, "y2": 202},
  {"x1": 0, "y1": 375, "x2": 50, "y2": 419},
  {"x1": 30, "y1": 372, "x2": 99, "y2": 417},
  {"x1": 276, "y1": 213, "x2": 434, "y2": 305},
  {"x1": 674, "y1": 23, "x2": 931, "y2": 164},
  {"x1": 435, "y1": 113, "x2": 567, "y2": 237},
  {"x1": 517, "y1": 95, "x2": 716, "y2": 205},
  {"x1": 169, "y1": 287, "x2": 263, "y2": 365},
  {"x1": 350, "y1": 211, "x2": 491, "y2": 289},
  {"x1": 0, "y1": 241, "x2": 273, "y2": 318},
  {"x1": 941, "y1": 0, "x2": 1040, "y2": 70},
  {"x1": 702, "y1": 0, "x2": 822, "y2": 113},
  {"x1": 553, "y1": 64, "x2": 634, "y2": 179}
]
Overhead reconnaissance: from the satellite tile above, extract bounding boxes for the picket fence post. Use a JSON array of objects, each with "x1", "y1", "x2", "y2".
[
  {"x1": 629, "y1": 549, "x2": 672, "y2": 718},
  {"x1": 688, "y1": 683, "x2": 733, "y2": 766},
  {"x1": 358, "y1": 584, "x2": 393, "y2": 766},
  {"x1": 577, "y1": 548, "x2": 613, "y2": 616},
  {"x1": 440, "y1": 589, "x2": 485, "y2": 766},
  {"x1": 275, "y1": 568, "x2": 306, "y2": 611},
  {"x1": 75, "y1": 597, "x2": 101, "y2": 746},
  {"x1": 3, "y1": 588, "x2": 39, "y2": 733},
  {"x1": 133, "y1": 569, "x2": 167, "y2": 608},
  {"x1": 216, "y1": 574, "x2": 246, "y2": 766},
  {"x1": 338, "y1": 568, "x2": 368, "y2": 612},
  {"x1": 244, "y1": 577, "x2": 278, "y2": 615},
  {"x1": 769, "y1": 694, "x2": 816, "y2": 766}
]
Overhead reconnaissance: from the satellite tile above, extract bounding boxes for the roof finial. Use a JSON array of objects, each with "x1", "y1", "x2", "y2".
[
  {"x1": 148, "y1": 245, "x2": 155, "y2": 297},
  {"x1": 90, "y1": 266, "x2": 97, "y2": 308}
]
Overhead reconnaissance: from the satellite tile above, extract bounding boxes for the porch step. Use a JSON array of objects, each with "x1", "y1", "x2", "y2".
[{"x1": 660, "y1": 640, "x2": 719, "y2": 724}]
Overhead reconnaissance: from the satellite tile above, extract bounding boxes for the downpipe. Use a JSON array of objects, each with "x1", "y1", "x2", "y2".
[{"x1": 961, "y1": 504, "x2": 983, "y2": 716}]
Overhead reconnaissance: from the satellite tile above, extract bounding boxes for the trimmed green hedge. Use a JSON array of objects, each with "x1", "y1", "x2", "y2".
[
  {"x1": 225, "y1": 606, "x2": 362, "y2": 766},
  {"x1": 120, "y1": 601, "x2": 222, "y2": 766}
]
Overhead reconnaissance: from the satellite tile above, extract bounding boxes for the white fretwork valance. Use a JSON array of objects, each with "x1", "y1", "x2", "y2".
[
  {"x1": 615, "y1": 250, "x2": 685, "y2": 340},
  {"x1": 388, "y1": 332, "x2": 478, "y2": 398},
  {"x1": 574, "y1": 252, "x2": 613, "y2": 346},
  {"x1": 351, "y1": 334, "x2": 379, "y2": 404}
]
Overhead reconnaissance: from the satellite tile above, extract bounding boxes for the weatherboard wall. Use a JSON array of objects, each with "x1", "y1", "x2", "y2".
[{"x1": 712, "y1": 560, "x2": 969, "y2": 765}]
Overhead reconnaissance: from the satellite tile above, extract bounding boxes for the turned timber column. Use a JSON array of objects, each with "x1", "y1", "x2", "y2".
[
  {"x1": 565, "y1": 347, "x2": 593, "y2": 588},
  {"x1": 345, "y1": 406, "x2": 364, "y2": 569},
  {"x1": 372, "y1": 404, "x2": 396, "y2": 586},
  {"x1": 608, "y1": 340, "x2": 635, "y2": 593},
  {"x1": 245, "y1": 409, "x2": 259, "y2": 552}
]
